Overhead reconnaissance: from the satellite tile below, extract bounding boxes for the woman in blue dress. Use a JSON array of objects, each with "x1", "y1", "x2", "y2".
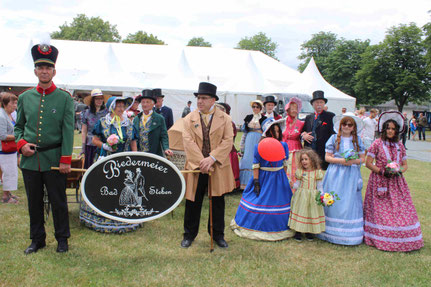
[
  {"x1": 231, "y1": 118, "x2": 295, "y2": 241},
  {"x1": 80, "y1": 96, "x2": 141, "y2": 233},
  {"x1": 239, "y1": 100, "x2": 267, "y2": 189},
  {"x1": 317, "y1": 113, "x2": 365, "y2": 245}
]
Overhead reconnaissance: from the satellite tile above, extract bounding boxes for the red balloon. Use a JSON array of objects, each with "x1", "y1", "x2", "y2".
[{"x1": 258, "y1": 138, "x2": 285, "y2": 162}]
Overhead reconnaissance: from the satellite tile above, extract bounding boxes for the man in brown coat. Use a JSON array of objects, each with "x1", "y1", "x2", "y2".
[{"x1": 181, "y1": 82, "x2": 235, "y2": 249}]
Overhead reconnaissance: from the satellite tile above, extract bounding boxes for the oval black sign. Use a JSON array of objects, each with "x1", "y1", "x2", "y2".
[{"x1": 81, "y1": 152, "x2": 185, "y2": 223}]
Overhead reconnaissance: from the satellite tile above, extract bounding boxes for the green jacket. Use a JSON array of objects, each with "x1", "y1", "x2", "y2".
[
  {"x1": 15, "y1": 83, "x2": 74, "y2": 171},
  {"x1": 133, "y1": 111, "x2": 169, "y2": 157}
]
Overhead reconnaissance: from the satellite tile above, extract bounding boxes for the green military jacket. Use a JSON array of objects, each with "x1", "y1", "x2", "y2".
[
  {"x1": 132, "y1": 111, "x2": 169, "y2": 157},
  {"x1": 15, "y1": 83, "x2": 74, "y2": 171}
]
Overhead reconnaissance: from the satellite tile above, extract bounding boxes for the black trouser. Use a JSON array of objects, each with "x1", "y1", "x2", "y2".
[
  {"x1": 183, "y1": 174, "x2": 225, "y2": 240},
  {"x1": 402, "y1": 132, "x2": 407, "y2": 147},
  {"x1": 22, "y1": 169, "x2": 70, "y2": 243}
]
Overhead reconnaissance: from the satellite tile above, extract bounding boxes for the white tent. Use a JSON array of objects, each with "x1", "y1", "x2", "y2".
[
  {"x1": 0, "y1": 38, "x2": 303, "y2": 123},
  {"x1": 284, "y1": 57, "x2": 356, "y2": 114}
]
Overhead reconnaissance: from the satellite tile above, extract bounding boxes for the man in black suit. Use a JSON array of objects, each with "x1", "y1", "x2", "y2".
[
  {"x1": 153, "y1": 88, "x2": 174, "y2": 130},
  {"x1": 301, "y1": 90, "x2": 335, "y2": 170}
]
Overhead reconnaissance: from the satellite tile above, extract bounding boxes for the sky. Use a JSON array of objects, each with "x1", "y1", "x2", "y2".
[{"x1": 1, "y1": 0, "x2": 429, "y2": 69}]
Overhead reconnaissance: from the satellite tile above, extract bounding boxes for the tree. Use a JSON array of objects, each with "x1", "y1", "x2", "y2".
[
  {"x1": 123, "y1": 31, "x2": 165, "y2": 45},
  {"x1": 51, "y1": 14, "x2": 121, "y2": 42},
  {"x1": 298, "y1": 31, "x2": 339, "y2": 72},
  {"x1": 324, "y1": 39, "x2": 370, "y2": 100},
  {"x1": 355, "y1": 23, "x2": 431, "y2": 111},
  {"x1": 422, "y1": 12, "x2": 431, "y2": 68},
  {"x1": 236, "y1": 32, "x2": 278, "y2": 60},
  {"x1": 187, "y1": 37, "x2": 212, "y2": 47}
]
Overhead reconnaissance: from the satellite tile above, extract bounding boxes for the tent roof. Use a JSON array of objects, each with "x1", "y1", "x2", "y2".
[
  {"x1": 0, "y1": 38, "x2": 301, "y2": 95},
  {"x1": 285, "y1": 57, "x2": 355, "y2": 101}
]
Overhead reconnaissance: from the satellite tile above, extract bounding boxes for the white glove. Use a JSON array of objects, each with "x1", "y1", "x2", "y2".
[{"x1": 102, "y1": 143, "x2": 113, "y2": 152}]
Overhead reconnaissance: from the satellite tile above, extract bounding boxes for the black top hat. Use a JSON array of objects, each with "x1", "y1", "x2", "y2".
[
  {"x1": 264, "y1": 95, "x2": 277, "y2": 105},
  {"x1": 153, "y1": 88, "x2": 164, "y2": 98},
  {"x1": 310, "y1": 90, "x2": 327, "y2": 104},
  {"x1": 194, "y1": 82, "x2": 218, "y2": 101},
  {"x1": 31, "y1": 44, "x2": 58, "y2": 67},
  {"x1": 136, "y1": 89, "x2": 156, "y2": 103}
]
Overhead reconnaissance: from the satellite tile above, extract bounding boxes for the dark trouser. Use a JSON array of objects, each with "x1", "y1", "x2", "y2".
[
  {"x1": 402, "y1": 132, "x2": 407, "y2": 147},
  {"x1": 417, "y1": 127, "x2": 426, "y2": 140},
  {"x1": 22, "y1": 169, "x2": 70, "y2": 243},
  {"x1": 84, "y1": 145, "x2": 98, "y2": 169},
  {"x1": 183, "y1": 174, "x2": 225, "y2": 241}
]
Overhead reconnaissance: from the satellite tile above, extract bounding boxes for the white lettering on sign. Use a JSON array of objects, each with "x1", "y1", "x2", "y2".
[
  {"x1": 149, "y1": 186, "x2": 173, "y2": 195},
  {"x1": 102, "y1": 156, "x2": 169, "y2": 179},
  {"x1": 100, "y1": 186, "x2": 118, "y2": 196}
]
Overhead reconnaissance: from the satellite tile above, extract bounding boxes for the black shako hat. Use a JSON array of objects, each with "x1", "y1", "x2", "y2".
[
  {"x1": 153, "y1": 88, "x2": 164, "y2": 98},
  {"x1": 31, "y1": 44, "x2": 58, "y2": 67},
  {"x1": 310, "y1": 90, "x2": 328, "y2": 104},
  {"x1": 263, "y1": 95, "x2": 277, "y2": 105},
  {"x1": 136, "y1": 89, "x2": 156, "y2": 103},
  {"x1": 194, "y1": 82, "x2": 219, "y2": 101}
]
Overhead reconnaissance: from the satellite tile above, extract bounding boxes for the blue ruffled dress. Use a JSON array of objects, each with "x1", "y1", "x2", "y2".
[
  {"x1": 317, "y1": 135, "x2": 365, "y2": 245},
  {"x1": 231, "y1": 142, "x2": 295, "y2": 241}
]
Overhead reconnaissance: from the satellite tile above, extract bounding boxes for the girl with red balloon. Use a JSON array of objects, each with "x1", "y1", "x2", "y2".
[{"x1": 230, "y1": 118, "x2": 295, "y2": 241}]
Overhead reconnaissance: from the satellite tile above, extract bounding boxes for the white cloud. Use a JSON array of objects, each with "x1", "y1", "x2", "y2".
[{"x1": 0, "y1": 0, "x2": 430, "y2": 69}]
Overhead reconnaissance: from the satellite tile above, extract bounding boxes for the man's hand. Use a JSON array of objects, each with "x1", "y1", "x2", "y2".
[
  {"x1": 21, "y1": 143, "x2": 37, "y2": 157},
  {"x1": 302, "y1": 132, "x2": 314, "y2": 143},
  {"x1": 199, "y1": 157, "x2": 215, "y2": 174},
  {"x1": 164, "y1": 149, "x2": 174, "y2": 157},
  {"x1": 59, "y1": 163, "x2": 71, "y2": 174}
]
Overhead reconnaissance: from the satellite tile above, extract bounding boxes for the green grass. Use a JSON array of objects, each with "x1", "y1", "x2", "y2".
[{"x1": 0, "y1": 131, "x2": 430, "y2": 286}]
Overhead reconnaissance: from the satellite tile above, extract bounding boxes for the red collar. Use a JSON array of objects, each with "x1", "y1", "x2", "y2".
[
  {"x1": 314, "y1": 111, "x2": 323, "y2": 119},
  {"x1": 36, "y1": 82, "x2": 56, "y2": 95}
]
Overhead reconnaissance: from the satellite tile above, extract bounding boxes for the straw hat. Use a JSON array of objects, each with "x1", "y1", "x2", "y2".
[
  {"x1": 83, "y1": 89, "x2": 111, "y2": 106},
  {"x1": 250, "y1": 99, "x2": 264, "y2": 109}
]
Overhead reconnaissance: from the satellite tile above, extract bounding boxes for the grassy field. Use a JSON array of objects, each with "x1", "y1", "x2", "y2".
[{"x1": 0, "y1": 131, "x2": 429, "y2": 286}]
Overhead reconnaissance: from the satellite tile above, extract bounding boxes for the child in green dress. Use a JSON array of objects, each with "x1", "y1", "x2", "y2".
[{"x1": 288, "y1": 149, "x2": 325, "y2": 241}]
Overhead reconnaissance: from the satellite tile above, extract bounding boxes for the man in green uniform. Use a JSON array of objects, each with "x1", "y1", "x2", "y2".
[{"x1": 15, "y1": 43, "x2": 74, "y2": 254}]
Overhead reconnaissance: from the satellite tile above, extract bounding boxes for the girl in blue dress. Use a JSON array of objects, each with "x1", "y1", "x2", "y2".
[
  {"x1": 317, "y1": 113, "x2": 365, "y2": 245},
  {"x1": 231, "y1": 118, "x2": 295, "y2": 241}
]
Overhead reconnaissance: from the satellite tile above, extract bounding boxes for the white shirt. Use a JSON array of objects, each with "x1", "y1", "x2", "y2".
[{"x1": 362, "y1": 117, "x2": 378, "y2": 140}]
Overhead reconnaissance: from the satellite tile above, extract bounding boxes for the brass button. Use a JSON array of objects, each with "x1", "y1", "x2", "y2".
[
  {"x1": 39, "y1": 122, "x2": 42, "y2": 124},
  {"x1": 41, "y1": 105, "x2": 44, "y2": 108},
  {"x1": 38, "y1": 134, "x2": 41, "y2": 136}
]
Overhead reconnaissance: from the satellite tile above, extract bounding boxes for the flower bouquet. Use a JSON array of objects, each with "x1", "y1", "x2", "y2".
[
  {"x1": 106, "y1": 134, "x2": 123, "y2": 150},
  {"x1": 340, "y1": 149, "x2": 359, "y2": 162},
  {"x1": 385, "y1": 160, "x2": 400, "y2": 175},
  {"x1": 315, "y1": 191, "x2": 340, "y2": 207},
  {"x1": 126, "y1": 110, "x2": 136, "y2": 120}
]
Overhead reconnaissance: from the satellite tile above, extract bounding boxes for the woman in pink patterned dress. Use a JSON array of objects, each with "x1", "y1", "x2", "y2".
[
  {"x1": 282, "y1": 97, "x2": 304, "y2": 184},
  {"x1": 364, "y1": 111, "x2": 423, "y2": 252}
]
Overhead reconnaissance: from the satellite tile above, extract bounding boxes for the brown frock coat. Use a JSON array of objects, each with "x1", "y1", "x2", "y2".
[{"x1": 182, "y1": 108, "x2": 235, "y2": 201}]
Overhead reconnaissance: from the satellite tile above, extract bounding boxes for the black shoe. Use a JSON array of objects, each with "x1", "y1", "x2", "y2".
[
  {"x1": 181, "y1": 239, "x2": 193, "y2": 248},
  {"x1": 24, "y1": 241, "x2": 46, "y2": 255},
  {"x1": 305, "y1": 233, "x2": 314, "y2": 241},
  {"x1": 56, "y1": 240, "x2": 68, "y2": 253},
  {"x1": 214, "y1": 238, "x2": 228, "y2": 248},
  {"x1": 294, "y1": 232, "x2": 302, "y2": 242}
]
